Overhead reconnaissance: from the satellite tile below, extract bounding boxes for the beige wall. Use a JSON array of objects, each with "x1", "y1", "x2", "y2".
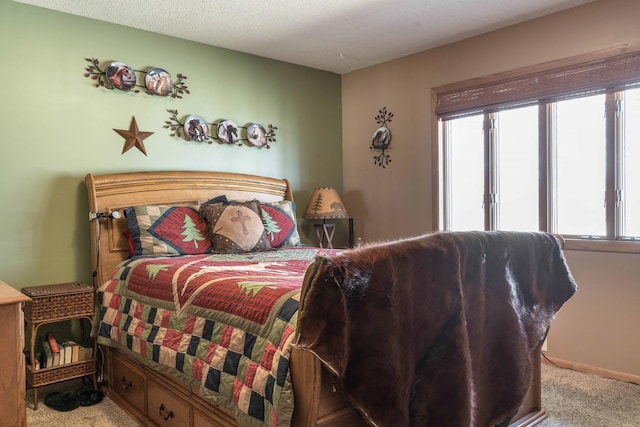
[{"x1": 342, "y1": 0, "x2": 640, "y2": 376}]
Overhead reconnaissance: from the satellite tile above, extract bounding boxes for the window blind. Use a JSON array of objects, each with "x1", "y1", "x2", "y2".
[{"x1": 434, "y1": 46, "x2": 640, "y2": 119}]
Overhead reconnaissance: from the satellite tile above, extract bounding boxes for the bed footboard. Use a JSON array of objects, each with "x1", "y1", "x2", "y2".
[
  {"x1": 290, "y1": 346, "x2": 546, "y2": 427},
  {"x1": 101, "y1": 340, "x2": 544, "y2": 427},
  {"x1": 290, "y1": 348, "x2": 368, "y2": 427}
]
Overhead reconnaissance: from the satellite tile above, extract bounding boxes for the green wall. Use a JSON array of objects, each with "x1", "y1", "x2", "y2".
[{"x1": 0, "y1": 0, "x2": 342, "y2": 288}]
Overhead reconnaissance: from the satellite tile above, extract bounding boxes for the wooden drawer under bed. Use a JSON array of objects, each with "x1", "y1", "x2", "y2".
[
  {"x1": 105, "y1": 347, "x2": 241, "y2": 427},
  {"x1": 111, "y1": 350, "x2": 146, "y2": 417},
  {"x1": 147, "y1": 378, "x2": 191, "y2": 427}
]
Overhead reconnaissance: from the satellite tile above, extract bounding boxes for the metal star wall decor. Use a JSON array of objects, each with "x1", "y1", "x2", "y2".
[{"x1": 113, "y1": 116, "x2": 154, "y2": 155}]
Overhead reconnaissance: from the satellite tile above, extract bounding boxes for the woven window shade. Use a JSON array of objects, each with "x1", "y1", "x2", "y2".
[{"x1": 435, "y1": 48, "x2": 640, "y2": 120}]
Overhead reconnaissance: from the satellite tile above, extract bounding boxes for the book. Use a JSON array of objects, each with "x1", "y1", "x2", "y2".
[
  {"x1": 41, "y1": 339, "x2": 53, "y2": 368},
  {"x1": 71, "y1": 344, "x2": 79, "y2": 363},
  {"x1": 46, "y1": 331, "x2": 60, "y2": 354},
  {"x1": 24, "y1": 350, "x2": 40, "y2": 370},
  {"x1": 59, "y1": 339, "x2": 79, "y2": 364},
  {"x1": 78, "y1": 345, "x2": 93, "y2": 361},
  {"x1": 60, "y1": 343, "x2": 72, "y2": 364},
  {"x1": 46, "y1": 332, "x2": 62, "y2": 365}
]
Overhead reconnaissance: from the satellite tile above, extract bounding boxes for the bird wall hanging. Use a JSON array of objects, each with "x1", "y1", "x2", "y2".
[{"x1": 371, "y1": 107, "x2": 393, "y2": 168}]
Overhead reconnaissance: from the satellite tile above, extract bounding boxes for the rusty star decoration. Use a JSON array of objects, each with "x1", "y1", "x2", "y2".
[{"x1": 113, "y1": 116, "x2": 154, "y2": 155}]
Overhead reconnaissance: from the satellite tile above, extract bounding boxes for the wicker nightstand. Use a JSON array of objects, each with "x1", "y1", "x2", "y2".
[{"x1": 22, "y1": 282, "x2": 97, "y2": 409}]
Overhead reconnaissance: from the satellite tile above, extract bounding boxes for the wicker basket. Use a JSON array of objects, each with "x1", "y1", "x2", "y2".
[
  {"x1": 22, "y1": 282, "x2": 94, "y2": 322},
  {"x1": 26, "y1": 359, "x2": 95, "y2": 387}
]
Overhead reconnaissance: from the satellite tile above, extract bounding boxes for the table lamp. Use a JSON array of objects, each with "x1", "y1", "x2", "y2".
[{"x1": 303, "y1": 187, "x2": 348, "y2": 248}]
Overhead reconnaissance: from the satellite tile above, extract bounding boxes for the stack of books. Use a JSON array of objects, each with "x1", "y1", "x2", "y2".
[{"x1": 35, "y1": 331, "x2": 93, "y2": 369}]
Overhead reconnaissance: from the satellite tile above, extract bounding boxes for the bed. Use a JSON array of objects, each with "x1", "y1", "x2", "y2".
[{"x1": 85, "y1": 170, "x2": 569, "y2": 427}]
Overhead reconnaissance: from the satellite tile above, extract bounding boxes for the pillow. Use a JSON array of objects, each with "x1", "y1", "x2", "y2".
[
  {"x1": 125, "y1": 205, "x2": 212, "y2": 256},
  {"x1": 199, "y1": 200, "x2": 271, "y2": 253},
  {"x1": 203, "y1": 195, "x2": 228, "y2": 205},
  {"x1": 122, "y1": 229, "x2": 136, "y2": 258},
  {"x1": 259, "y1": 200, "x2": 302, "y2": 248}
]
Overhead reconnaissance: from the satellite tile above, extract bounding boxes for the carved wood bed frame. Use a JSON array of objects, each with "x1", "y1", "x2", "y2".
[{"x1": 85, "y1": 170, "x2": 546, "y2": 427}]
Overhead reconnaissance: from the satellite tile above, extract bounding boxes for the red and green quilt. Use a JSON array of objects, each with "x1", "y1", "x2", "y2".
[{"x1": 96, "y1": 247, "x2": 337, "y2": 427}]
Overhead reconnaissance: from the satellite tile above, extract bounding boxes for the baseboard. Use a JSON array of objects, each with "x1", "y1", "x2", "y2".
[{"x1": 542, "y1": 354, "x2": 640, "y2": 385}]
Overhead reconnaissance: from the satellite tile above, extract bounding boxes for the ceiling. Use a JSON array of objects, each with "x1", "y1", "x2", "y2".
[{"x1": 15, "y1": 0, "x2": 594, "y2": 74}]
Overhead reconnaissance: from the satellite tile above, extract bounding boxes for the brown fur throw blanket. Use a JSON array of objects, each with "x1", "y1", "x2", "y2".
[{"x1": 296, "y1": 231, "x2": 577, "y2": 427}]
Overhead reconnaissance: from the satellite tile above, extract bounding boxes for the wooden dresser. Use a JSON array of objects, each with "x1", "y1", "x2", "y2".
[{"x1": 0, "y1": 280, "x2": 30, "y2": 427}]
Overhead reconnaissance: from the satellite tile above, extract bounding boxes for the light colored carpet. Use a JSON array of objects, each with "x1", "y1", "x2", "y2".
[
  {"x1": 539, "y1": 363, "x2": 640, "y2": 427},
  {"x1": 26, "y1": 379, "x2": 139, "y2": 427},
  {"x1": 26, "y1": 364, "x2": 640, "y2": 426}
]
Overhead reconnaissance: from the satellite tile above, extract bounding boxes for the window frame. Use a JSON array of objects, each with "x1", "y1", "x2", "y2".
[{"x1": 431, "y1": 43, "x2": 640, "y2": 254}]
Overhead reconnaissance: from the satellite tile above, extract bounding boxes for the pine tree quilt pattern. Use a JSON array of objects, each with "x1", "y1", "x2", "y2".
[
  {"x1": 96, "y1": 247, "x2": 338, "y2": 427},
  {"x1": 125, "y1": 205, "x2": 212, "y2": 256}
]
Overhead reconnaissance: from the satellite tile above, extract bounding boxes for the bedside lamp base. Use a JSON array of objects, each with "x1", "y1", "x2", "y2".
[{"x1": 314, "y1": 223, "x2": 336, "y2": 248}]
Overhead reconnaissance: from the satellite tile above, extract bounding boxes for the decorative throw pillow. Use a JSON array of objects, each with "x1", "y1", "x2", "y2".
[
  {"x1": 203, "y1": 195, "x2": 228, "y2": 205},
  {"x1": 199, "y1": 200, "x2": 271, "y2": 253},
  {"x1": 125, "y1": 205, "x2": 212, "y2": 256},
  {"x1": 122, "y1": 229, "x2": 136, "y2": 258},
  {"x1": 259, "y1": 200, "x2": 302, "y2": 248}
]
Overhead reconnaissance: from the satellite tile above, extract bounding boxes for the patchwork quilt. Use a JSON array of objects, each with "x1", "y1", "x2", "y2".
[{"x1": 96, "y1": 247, "x2": 336, "y2": 427}]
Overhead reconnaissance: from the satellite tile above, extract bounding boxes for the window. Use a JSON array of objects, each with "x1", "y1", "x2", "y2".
[
  {"x1": 554, "y1": 95, "x2": 607, "y2": 236},
  {"x1": 446, "y1": 115, "x2": 484, "y2": 231},
  {"x1": 623, "y1": 88, "x2": 640, "y2": 238},
  {"x1": 434, "y1": 46, "x2": 640, "y2": 253},
  {"x1": 495, "y1": 106, "x2": 539, "y2": 232}
]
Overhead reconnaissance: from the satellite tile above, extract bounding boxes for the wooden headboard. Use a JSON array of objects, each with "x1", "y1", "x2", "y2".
[{"x1": 85, "y1": 170, "x2": 293, "y2": 286}]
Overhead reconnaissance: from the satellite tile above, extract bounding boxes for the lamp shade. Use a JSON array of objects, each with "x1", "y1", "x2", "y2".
[{"x1": 303, "y1": 187, "x2": 349, "y2": 219}]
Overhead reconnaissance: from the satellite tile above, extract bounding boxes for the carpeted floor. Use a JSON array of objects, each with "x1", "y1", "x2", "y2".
[
  {"x1": 26, "y1": 363, "x2": 640, "y2": 426},
  {"x1": 26, "y1": 379, "x2": 137, "y2": 427},
  {"x1": 539, "y1": 363, "x2": 640, "y2": 427}
]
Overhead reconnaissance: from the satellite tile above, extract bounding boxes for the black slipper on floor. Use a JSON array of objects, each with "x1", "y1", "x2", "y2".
[
  {"x1": 75, "y1": 388, "x2": 104, "y2": 406},
  {"x1": 44, "y1": 391, "x2": 80, "y2": 412}
]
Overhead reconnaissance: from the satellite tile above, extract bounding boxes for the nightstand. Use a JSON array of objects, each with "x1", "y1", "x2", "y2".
[
  {"x1": 0, "y1": 280, "x2": 30, "y2": 427},
  {"x1": 22, "y1": 282, "x2": 97, "y2": 409},
  {"x1": 312, "y1": 218, "x2": 354, "y2": 248}
]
